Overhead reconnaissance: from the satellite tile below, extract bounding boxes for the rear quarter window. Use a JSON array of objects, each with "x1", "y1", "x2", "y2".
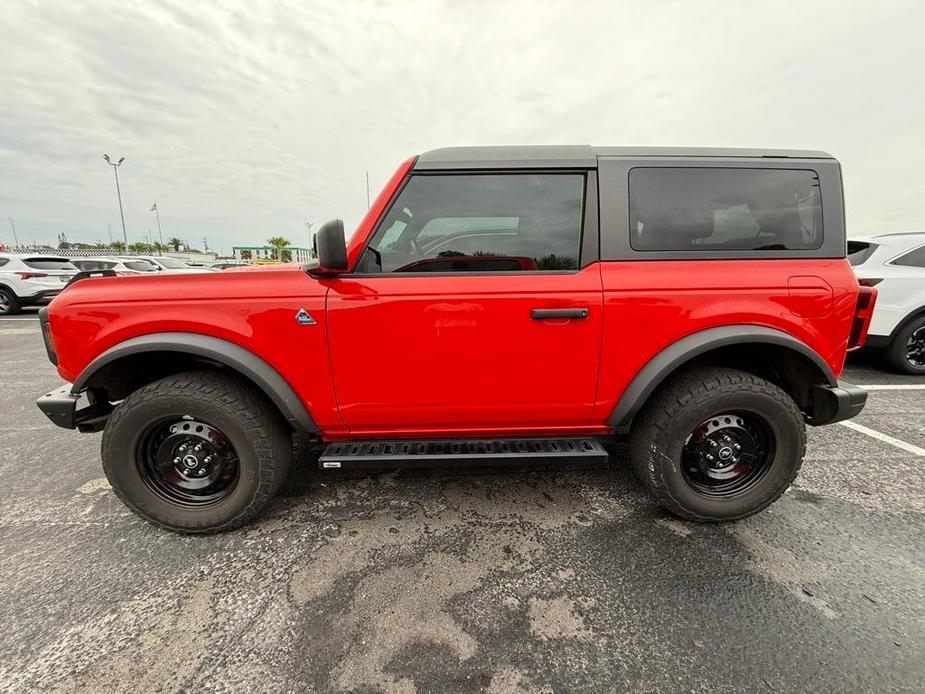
[
  {"x1": 891, "y1": 244, "x2": 925, "y2": 268},
  {"x1": 847, "y1": 241, "x2": 878, "y2": 266},
  {"x1": 629, "y1": 168, "x2": 823, "y2": 252}
]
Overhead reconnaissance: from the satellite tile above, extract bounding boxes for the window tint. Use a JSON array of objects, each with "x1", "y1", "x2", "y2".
[
  {"x1": 629, "y1": 168, "x2": 823, "y2": 252},
  {"x1": 359, "y1": 174, "x2": 585, "y2": 273},
  {"x1": 847, "y1": 241, "x2": 878, "y2": 266},
  {"x1": 0, "y1": 258, "x2": 8, "y2": 267},
  {"x1": 23, "y1": 257, "x2": 78, "y2": 270},
  {"x1": 892, "y1": 244, "x2": 925, "y2": 268}
]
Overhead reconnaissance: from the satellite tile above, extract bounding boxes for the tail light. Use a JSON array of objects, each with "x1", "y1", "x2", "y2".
[
  {"x1": 847, "y1": 285, "x2": 878, "y2": 350},
  {"x1": 858, "y1": 278, "x2": 883, "y2": 287},
  {"x1": 16, "y1": 272, "x2": 49, "y2": 279}
]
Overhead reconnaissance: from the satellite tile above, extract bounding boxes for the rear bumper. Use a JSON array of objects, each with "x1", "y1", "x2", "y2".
[
  {"x1": 36, "y1": 384, "x2": 112, "y2": 432},
  {"x1": 809, "y1": 381, "x2": 867, "y2": 425},
  {"x1": 20, "y1": 289, "x2": 62, "y2": 306}
]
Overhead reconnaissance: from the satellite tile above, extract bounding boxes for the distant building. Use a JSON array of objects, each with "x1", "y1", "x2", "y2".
[{"x1": 232, "y1": 245, "x2": 313, "y2": 262}]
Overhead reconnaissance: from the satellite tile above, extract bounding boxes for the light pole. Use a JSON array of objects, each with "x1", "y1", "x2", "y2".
[
  {"x1": 102, "y1": 154, "x2": 128, "y2": 247},
  {"x1": 150, "y1": 202, "x2": 164, "y2": 252},
  {"x1": 8, "y1": 218, "x2": 18, "y2": 248}
]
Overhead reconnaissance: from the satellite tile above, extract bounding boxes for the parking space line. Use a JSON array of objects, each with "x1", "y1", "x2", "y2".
[
  {"x1": 859, "y1": 384, "x2": 925, "y2": 391},
  {"x1": 839, "y1": 420, "x2": 925, "y2": 457}
]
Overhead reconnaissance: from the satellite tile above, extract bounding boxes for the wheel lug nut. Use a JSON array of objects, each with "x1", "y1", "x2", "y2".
[
  {"x1": 173, "y1": 457, "x2": 180, "y2": 464},
  {"x1": 706, "y1": 454, "x2": 714, "y2": 461}
]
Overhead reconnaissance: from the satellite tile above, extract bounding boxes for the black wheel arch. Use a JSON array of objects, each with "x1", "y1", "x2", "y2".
[
  {"x1": 608, "y1": 325, "x2": 838, "y2": 432},
  {"x1": 73, "y1": 332, "x2": 318, "y2": 434},
  {"x1": 888, "y1": 305, "x2": 925, "y2": 342}
]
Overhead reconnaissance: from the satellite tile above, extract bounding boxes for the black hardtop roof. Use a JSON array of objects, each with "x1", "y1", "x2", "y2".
[{"x1": 415, "y1": 145, "x2": 835, "y2": 170}]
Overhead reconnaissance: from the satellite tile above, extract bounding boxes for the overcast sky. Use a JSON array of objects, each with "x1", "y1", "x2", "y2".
[{"x1": 2, "y1": 0, "x2": 923, "y2": 253}]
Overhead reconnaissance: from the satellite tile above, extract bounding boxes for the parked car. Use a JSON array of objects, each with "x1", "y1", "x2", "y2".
[
  {"x1": 36, "y1": 145, "x2": 874, "y2": 533},
  {"x1": 0, "y1": 253, "x2": 77, "y2": 315},
  {"x1": 121, "y1": 255, "x2": 216, "y2": 273},
  {"x1": 849, "y1": 232, "x2": 925, "y2": 374},
  {"x1": 71, "y1": 257, "x2": 160, "y2": 275}
]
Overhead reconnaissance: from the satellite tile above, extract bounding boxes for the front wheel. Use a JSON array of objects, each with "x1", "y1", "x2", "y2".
[
  {"x1": 628, "y1": 367, "x2": 805, "y2": 521},
  {"x1": 101, "y1": 371, "x2": 292, "y2": 533}
]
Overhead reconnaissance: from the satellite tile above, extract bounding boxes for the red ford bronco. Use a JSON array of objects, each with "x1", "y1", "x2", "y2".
[{"x1": 36, "y1": 146, "x2": 875, "y2": 533}]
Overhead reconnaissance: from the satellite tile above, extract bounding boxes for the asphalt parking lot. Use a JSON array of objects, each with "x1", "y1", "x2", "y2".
[{"x1": 1, "y1": 310, "x2": 923, "y2": 693}]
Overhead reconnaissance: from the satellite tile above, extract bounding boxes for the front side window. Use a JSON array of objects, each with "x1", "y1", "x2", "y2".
[
  {"x1": 629, "y1": 168, "x2": 823, "y2": 252},
  {"x1": 357, "y1": 173, "x2": 585, "y2": 273}
]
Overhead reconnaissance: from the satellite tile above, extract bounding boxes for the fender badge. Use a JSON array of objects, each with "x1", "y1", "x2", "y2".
[{"x1": 295, "y1": 307, "x2": 316, "y2": 325}]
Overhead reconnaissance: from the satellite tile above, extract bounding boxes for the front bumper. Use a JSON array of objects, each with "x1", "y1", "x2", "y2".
[
  {"x1": 36, "y1": 384, "x2": 112, "y2": 432},
  {"x1": 809, "y1": 381, "x2": 867, "y2": 425}
]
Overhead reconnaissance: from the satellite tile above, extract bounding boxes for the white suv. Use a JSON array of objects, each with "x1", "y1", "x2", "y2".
[
  {"x1": 850, "y1": 232, "x2": 925, "y2": 374},
  {"x1": 0, "y1": 254, "x2": 78, "y2": 315}
]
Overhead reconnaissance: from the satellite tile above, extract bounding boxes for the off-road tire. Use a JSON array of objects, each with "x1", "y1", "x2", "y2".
[
  {"x1": 884, "y1": 315, "x2": 925, "y2": 375},
  {"x1": 101, "y1": 370, "x2": 291, "y2": 533},
  {"x1": 628, "y1": 367, "x2": 805, "y2": 521},
  {"x1": 0, "y1": 288, "x2": 21, "y2": 315}
]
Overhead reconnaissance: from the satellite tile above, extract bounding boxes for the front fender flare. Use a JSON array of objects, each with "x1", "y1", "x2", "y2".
[
  {"x1": 73, "y1": 332, "x2": 318, "y2": 434},
  {"x1": 607, "y1": 325, "x2": 838, "y2": 430}
]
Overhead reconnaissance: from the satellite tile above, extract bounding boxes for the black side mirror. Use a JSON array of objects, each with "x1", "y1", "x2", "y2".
[{"x1": 308, "y1": 219, "x2": 348, "y2": 275}]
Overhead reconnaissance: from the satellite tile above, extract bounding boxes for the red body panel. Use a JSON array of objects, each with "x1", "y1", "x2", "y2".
[
  {"x1": 44, "y1": 156, "x2": 861, "y2": 441},
  {"x1": 325, "y1": 266, "x2": 603, "y2": 434}
]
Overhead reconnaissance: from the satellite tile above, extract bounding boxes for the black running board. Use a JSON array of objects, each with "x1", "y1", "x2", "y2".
[{"x1": 318, "y1": 437, "x2": 609, "y2": 470}]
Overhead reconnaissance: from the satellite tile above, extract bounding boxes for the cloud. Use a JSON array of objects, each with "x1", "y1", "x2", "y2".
[{"x1": 1, "y1": 0, "x2": 923, "y2": 252}]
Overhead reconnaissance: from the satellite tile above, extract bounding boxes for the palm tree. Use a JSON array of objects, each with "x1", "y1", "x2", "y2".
[
  {"x1": 267, "y1": 236, "x2": 291, "y2": 261},
  {"x1": 167, "y1": 237, "x2": 183, "y2": 252},
  {"x1": 111, "y1": 240, "x2": 126, "y2": 252}
]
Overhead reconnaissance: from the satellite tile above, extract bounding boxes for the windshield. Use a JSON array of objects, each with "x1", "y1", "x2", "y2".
[
  {"x1": 156, "y1": 257, "x2": 190, "y2": 269},
  {"x1": 123, "y1": 260, "x2": 159, "y2": 272}
]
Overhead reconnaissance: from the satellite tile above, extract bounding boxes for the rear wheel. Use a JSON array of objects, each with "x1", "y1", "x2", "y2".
[
  {"x1": 101, "y1": 370, "x2": 291, "y2": 533},
  {"x1": 0, "y1": 288, "x2": 21, "y2": 315},
  {"x1": 629, "y1": 367, "x2": 805, "y2": 521},
  {"x1": 884, "y1": 315, "x2": 925, "y2": 375}
]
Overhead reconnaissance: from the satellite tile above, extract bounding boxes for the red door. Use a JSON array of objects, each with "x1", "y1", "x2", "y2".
[{"x1": 325, "y1": 267, "x2": 603, "y2": 435}]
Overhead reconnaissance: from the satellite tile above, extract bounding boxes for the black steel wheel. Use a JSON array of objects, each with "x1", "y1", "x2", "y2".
[
  {"x1": 681, "y1": 412, "x2": 774, "y2": 497},
  {"x1": 102, "y1": 370, "x2": 291, "y2": 533},
  {"x1": 629, "y1": 367, "x2": 805, "y2": 521},
  {"x1": 137, "y1": 418, "x2": 240, "y2": 506}
]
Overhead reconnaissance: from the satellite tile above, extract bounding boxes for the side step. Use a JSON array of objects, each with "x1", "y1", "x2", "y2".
[{"x1": 318, "y1": 437, "x2": 609, "y2": 470}]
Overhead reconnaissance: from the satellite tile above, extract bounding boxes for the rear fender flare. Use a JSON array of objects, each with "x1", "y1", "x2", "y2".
[{"x1": 607, "y1": 325, "x2": 837, "y2": 429}]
